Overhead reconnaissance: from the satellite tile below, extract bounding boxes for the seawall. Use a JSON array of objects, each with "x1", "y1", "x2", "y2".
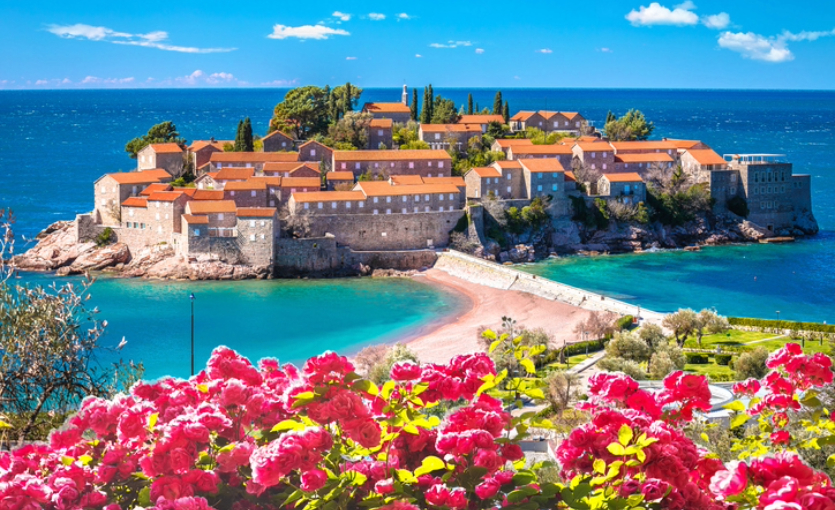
[{"x1": 433, "y1": 250, "x2": 665, "y2": 323}]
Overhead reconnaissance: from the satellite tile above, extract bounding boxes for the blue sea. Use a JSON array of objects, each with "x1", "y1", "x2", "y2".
[{"x1": 1, "y1": 88, "x2": 834, "y2": 376}]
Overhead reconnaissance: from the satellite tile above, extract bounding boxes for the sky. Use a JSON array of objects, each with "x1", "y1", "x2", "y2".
[{"x1": 2, "y1": 1, "x2": 835, "y2": 90}]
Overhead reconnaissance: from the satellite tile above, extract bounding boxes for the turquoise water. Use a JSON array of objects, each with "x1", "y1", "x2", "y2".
[
  {"x1": 521, "y1": 234, "x2": 835, "y2": 322},
  {"x1": 15, "y1": 272, "x2": 464, "y2": 380}
]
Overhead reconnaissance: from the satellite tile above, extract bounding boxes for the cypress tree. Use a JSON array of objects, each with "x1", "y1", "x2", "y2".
[
  {"x1": 606, "y1": 110, "x2": 617, "y2": 124},
  {"x1": 410, "y1": 88, "x2": 418, "y2": 121},
  {"x1": 243, "y1": 117, "x2": 254, "y2": 152},
  {"x1": 420, "y1": 87, "x2": 431, "y2": 124},
  {"x1": 427, "y1": 84, "x2": 434, "y2": 122},
  {"x1": 467, "y1": 94, "x2": 474, "y2": 115},
  {"x1": 503, "y1": 101, "x2": 510, "y2": 123},
  {"x1": 234, "y1": 120, "x2": 244, "y2": 152},
  {"x1": 345, "y1": 82, "x2": 354, "y2": 113},
  {"x1": 493, "y1": 91, "x2": 503, "y2": 115}
]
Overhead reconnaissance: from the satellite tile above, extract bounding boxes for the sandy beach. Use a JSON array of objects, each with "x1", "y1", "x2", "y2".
[{"x1": 405, "y1": 268, "x2": 596, "y2": 364}]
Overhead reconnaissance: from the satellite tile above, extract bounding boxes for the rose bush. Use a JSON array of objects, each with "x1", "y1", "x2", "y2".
[{"x1": 0, "y1": 339, "x2": 832, "y2": 510}]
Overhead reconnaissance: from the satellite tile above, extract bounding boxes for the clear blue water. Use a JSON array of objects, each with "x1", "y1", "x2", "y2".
[{"x1": 1, "y1": 88, "x2": 834, "y2": 371}]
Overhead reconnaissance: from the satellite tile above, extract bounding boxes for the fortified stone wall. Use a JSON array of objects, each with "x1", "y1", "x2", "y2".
[
  {"x1": 75, "y1": 214, "x2": 107, "y2": 242},
  {"x1": 306, "y1": 211, "x2": 465, "y2": 251}
]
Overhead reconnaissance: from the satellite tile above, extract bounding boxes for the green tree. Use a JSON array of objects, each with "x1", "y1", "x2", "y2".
[
  {"x1": 735, "y1": 347, "x2": 770, "y2": 380},
  {"x1": 493, "y1": 91, "x2": 503, "y2": 115},
  {"x1": 125, "y1": 121, "x2": 185, "y2": 159},
  {"x1": 428, "y1": 84, "x2": 434, "y2": 120},
  {"x1": 663, "y1": 309, "x2": 698, "y2": 347},
  {"x1": 410, "y1": 88, "x2": 418, "y2": 121},
  {"x1": 503, "y1": 101, "x2": 510, "y2": 123},
  {"x1": 268, "y1": 85, "x2": 330, "y2": 140},
  {"x1": 242, "y1": 117, "x2": 254, "y2": 152},
  {"x1": 234, "y1": 120, "x2": 245, "y2": 152},
  {"x1": 606, "y1": 110, "x2": 616, "y2": 124},
  {"x1": 603, "y1": 109, "x2": 655, "y2": 141},
  {"x1": 467, "y1": 94, "x2": 474, "y2": 115},
  {"x1": 693, "y1": 309, "x2": 730, "y2": 349},
  {"x1": 330, "y1": 82, "x2": 363, "y2": 120},
  {"x1": 430, "y1": 95, "x2": 458, "y2": 124},
  {"x1": 420, "y1": 87, "x2": 431, "y2": 124},
  {"x1": 328, "y1": 112, "x2": 373, "y2": 149}
]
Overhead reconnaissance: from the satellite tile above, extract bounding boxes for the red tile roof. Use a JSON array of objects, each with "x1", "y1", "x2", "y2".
[
  {"x1": 327, "y1": 171, "x2": 354, "y2": 181},
  {"x1": 509, "y1": 145, "x2": 574, "y2": 155},
  {"x1": 685, "y1": 149, "x2": 726, "y2": 166},
  {"x1": 610, "y1": 141, "x2": 678, "y2": 152},
  {"x1": 191, "y1": 190, "x2": 225, "y2": 201},
  {"x1": 211, "y1": 152, "x2": 299, "y2": 163},
  {"x1": 280, "y1": 177, "x2": 321, "y2": 188},
  {"x1": 148, "y1": 143, "x2": 184, "y2": 154},
  {"x1": 603, "y1": 173, "x2": 643, "y2": 183},
  {"x1": 614, "y1": 153, "x2": 675, "y2": 163},
  {"x1": 263, "y1": 162, "x2": 305, "y2": 173},
  {"x1": 147, "y1": 191, "x2": 187, "y2": 202},
  {"x1": 189, "y1": 140, "x2": 231, "y2": 151},
  {"x1": 519, "y1": 159, "x2": 565, "y2": 172},
  {"x1": 106, "y1": 169, "x2": 171, "y2": 185},
  {"x1": 237, "y1": 207, "x2": 277, "y2": 218},
  {"x1": 370, "y1": 118, "x2": 393, "y2": 128},
  {"x1": 665, "y1": 139, "x2": 706, "y2": 150},
  {"x1": 510, "y1": 111, "x2": 539, "y2": 122},
  {"x1": 249, "y1": 176, "x2": 282, "y2": 186},
  {"x1": 139, "y1": 183, "x2": 173, "y2": 196},
  {"x1": 564, "y1": 171, "x2": 576, "y2": 182},
  {"x1": 215, "y1": 167, "x2": 256, "y2": 180},
  {"x1": 224, "y1": 180, "x2": 267, "y2": 191},
  {"x1": 494, "y1": 138, "x2": 534, "y2": 148},
  {"x1": 356, "y1": 181, "x2": 460, "y2": 197},
  {"x1": 423, "y1": 176, "x2": 466, "y2": 187},
  {"x1": 334, "y1": 149, "x2": 452, "y2": 162},
  {"x1": 457, "y1": 115, "x2": 504, "y2": 124},
  {"x1": 390, "y1": 175, "x2": 425, "y2": 185},
  {"x1": 363, "y1": 102, "x2": 411, "y2": 113},
  {"x1": 577, "y1": 142, "x2": 614, "y2": 152},
  {"x1": 292, "y1": 191, "x2": 366, "y2": 203},
  {"x1": 494, "y1": 160, "x2": 523, "y2": 169},
  {"x1": 469, "y1": 167, "x2": 501, "y2": 178},
  {"x1": 298, "y1": 140, "x2": 331, "y2": 151},
  {"x1": 187, "y1": 200, "x2": 238, "y2": 214},
  {"x1": 420, "y1": 124, "x2": 482, "y2": 133},
  {"x1": 182, "y1": 214, "x2": 209, "y2": 224},
  {"x1": 262, "y1": 130, "x2": 294, "y2": 141},
  {"x1": 122, "y1": 197, "x2": 148, "y2": 208}
]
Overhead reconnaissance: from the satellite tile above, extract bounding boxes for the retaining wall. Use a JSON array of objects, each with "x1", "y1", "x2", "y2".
[{"x1": 434, "y1": 250, "x2": 665, "y2": 322}]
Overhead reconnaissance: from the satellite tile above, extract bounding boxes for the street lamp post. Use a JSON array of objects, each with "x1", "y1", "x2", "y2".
[{"x1": 190, "y1": 293, "x2": 196, "y2": 376}]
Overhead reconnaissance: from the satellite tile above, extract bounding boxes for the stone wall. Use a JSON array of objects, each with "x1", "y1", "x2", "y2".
[
  {"x1": 237, "y1": 218, "x2": 276, "y2": 267},
  {"x1": 305, "y1": 210, "x2": 465, "y2": 251},
  {"x1": 75, "y1": 214, "x2": 107, "y2": 243}
]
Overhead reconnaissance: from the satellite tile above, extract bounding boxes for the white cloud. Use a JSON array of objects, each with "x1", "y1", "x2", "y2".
[
  {"x1": 46, "y1": 23, "x2": 235, "y2": 53},
  {"x1": 368, "y1": 13, "x2": 385, "y2": 21},
  {"x1": 430, "y1": 40, "x2": 472, "y2": 48},
  {"x1": 514, "y1": 76, "x2": 521, "y2": 80},
  {"x1": 475, "y1": 48, "x2": 485, "y2": 54},
  {"x1": 415, "y1": 54, "x2": 422, "y2": 58},
  {"x1": 702, "y1": 12, "x2": 730, "y2": 30},
  {"x1": 599, "y1": 47, "x2": 613, "y2": 53},
  {"x1": 397, "y1": 13, "x2": 412, "y2": 20},
  {"x1": 332, "y1": 11, "x2": 351, "y2": 21},
  {"x1": 35, "y1": 80, "x2": 48, "y2": 85},
  {"x1": 346, "y1": 56, "x2": 357, "y2": 60},
  {"x1": 626, "y1": 2, "x2": 699, "y2": 26},
  {"x1": 206, "y1": 72, "x2": 234, "y2": 84},
  {"x1": 261, "y1": 79, "x2": 299, "y2": 87},
  {"x1": 268, "y1": 24, "x2": 350, "y2": 40},
  {"x1": 718, "y1": 29, "x2": 835, "y2": 63},
  {"x1": 536, "y1": 48, "x2": 553, "y2": 53},
  {"x1": 81, "y1": 76, "x2": 99, "y2": 84}
]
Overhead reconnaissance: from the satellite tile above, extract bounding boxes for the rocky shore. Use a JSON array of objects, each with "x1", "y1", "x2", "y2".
[{"x1": 14, "y1": 221, "x2": 272, "y2": 281}]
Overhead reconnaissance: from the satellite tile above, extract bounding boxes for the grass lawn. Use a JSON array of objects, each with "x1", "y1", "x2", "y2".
[
  {"x1": 684, "y1": 329, "x2": 774, "y2": 349},
  {"x1": 546, "y1": 353, "x2": 594, "y2": 371},
  {"x1": 754, "y1": 339, "x2": 830, "y2": 355},
  {"x1": 684, "y1": 363, "x2": 736, "y2": 382}
]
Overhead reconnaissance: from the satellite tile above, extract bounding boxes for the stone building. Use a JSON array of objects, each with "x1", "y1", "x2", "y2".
[
  {"x1": 368, "y1": 118, "x2": 393, "y2": 149},
  {"x1": 213, "y1": 168, "x2": 256, "y2": 189},
  {"x1": 94, "y1": 170, "x2": 172, "y2": 226},
  {"x1": 223, "y1": 180, "x2": 268, "y2": 207},
  {"x1": 465, "y1": 167, "x2": 503, "y2": 199},
  {"x1": 325, "y1": 171, "x2": 355, "y2": 190},
  {"x1": 354, "y1": 181, "x2": 462, "y2": 215},
  {"x1": 208, "y1": 152, "x2": 299, "y2": 172},
  {"x1": 597, "y1": 173, "x2": 646, "y2": 205},
  {"x1": 287, "y1": 191, "x2": 367, "y2": 215},
  {"x1": 610, "y1": 141, "x2": 678, "y2": 156},
  {"x1": 613, "y1": 153, "x2": 676, "y2": 175},
  {"x1": 518, "y1": 159, "x2": 566, "y2": 200},
  {"x1": 298, "y1": 140, "x2": 332, "y2": 163},
  {"x1": 263, "y1": 162, "x2": 319, "y2": 178},
  {"x1": 509, "y1": 111, "x2": 547, "y2": 132},
  {"x1": 185, "y1": 201, "x2": 238, "y2": 237},
  {"x1": 137, "y1": 143, "x2": 185, "y2": 177},
  {"x1": 540, "y1": 112, "x2": 587, "y2": 133},
  {"x1": 262, "y1": 130, "x2": 295, "y2": 152},
  {"x1": 491, "y1": 138, "x2": 533, "y2": 156},
  {"x1": 506, "y1": 144, "x2": 574, "y2": 169},
  {"x1": 332, "y1": 150, "x2": 453, "y2": 179},
  {"x1": 236, "y1": 208, "x2": 278, "y2": 267},
  {"x1": 361, "y1": 102, "x2": 412, "y2": 124},
  {"x1": 573, "y1": 142, "x2": 616, "y2": 172},
  {"x1": 145, "y1": 191, "x2": 191, "y2": 240},
  {"x1": 680, "y1": 149, "x2": 728, "y2": 183},
  {"x1": 188, "y1": 140, "x2": 229, "y2": 170},
  {"x1": 418, "y1": 124, "x2": 482, "y2": 151},
  {"x1": 663, "y1": 139, "x2": 712, "y2": 153},
  {"x1": 456, "y1": 115, "x2": 505, "y2": 132}
]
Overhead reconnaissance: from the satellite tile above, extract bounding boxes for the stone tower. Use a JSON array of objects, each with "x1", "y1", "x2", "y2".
[{"x1": 402, "y1": 84, "x2": 408, "y2": 105}]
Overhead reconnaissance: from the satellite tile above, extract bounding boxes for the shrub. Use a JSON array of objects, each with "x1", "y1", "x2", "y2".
[
  {"x1": 729, "y1": 317, "x2": 835, "y2": 334},
  {"x1": 597, "y1": 356, "x2": 647, "y2": 379},
  {"x1": 616, "y1": 315, "x2": 635, "y2": 331},
  {"x1": 605, "y1": 331, "x2": 650, "y2": 362},
  {"x1": 648, "y1": 351, "x2": 675, "y2": 379},
  {"x1": 95, "y1": 227, "x2": 114, "y2": 247},
  {"x1": 715, "y1": 353, "x2": 733, "y2": 366},
  {"x1": 735, "y1": 346, "x2": 770, "y2": 380},
  {"x1": 685, "y1": 353, "x2": 710, "y2": 364}
]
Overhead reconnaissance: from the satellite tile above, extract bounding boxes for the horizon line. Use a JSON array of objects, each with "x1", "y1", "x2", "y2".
[{"x1": 3, "y1": 86, "x2": 835, "y2": 92}]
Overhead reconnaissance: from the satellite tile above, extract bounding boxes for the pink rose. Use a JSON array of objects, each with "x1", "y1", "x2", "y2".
[
  {"x1": 475, "y1": 478, "x2": 501, "y2": 500},
  {"x1": 425, "y1": 484, "x2": 450, "y2": 507},
  {"x1": 375, "y1": 478, "x2": 395, "y2": 495},
  {"x1": 709, "y1": 461, "x2": 748, "y2": 498},
  {"x1": 344, "y1": 419, "x2": 382, "y2": 448},
  {"x1": 390, "y1": 362, "x2": 422, "y2": 381},
  {"x1": 446, "y1": 489, "x2": 467, "y2": 509},
  {"x1": 500, "y1": 444, "x2": 524, "y2": 462},
  {"x1": 641, "y1": 479, "x2": 670, "y2": 501},
  {"x1": 300, "y1": 468, "x2": 328, "y2": 492}
]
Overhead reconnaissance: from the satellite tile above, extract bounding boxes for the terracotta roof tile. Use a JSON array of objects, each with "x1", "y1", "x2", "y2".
[
  {"x1": 298, "y1": 140, "x2": 330, "y2": 151},
  {"x1": 577, "y1": 142, "x2": 614, "y2": 152},
  {"x1": 610, "y1": 141, "x2": 678, "y2": 151},
  {"x1": 614, "y1": 153, "x2": 675, "y2": 163},
  {"x1": 423, "y1": 176, "x2": 466, "y2": 187},
  {"x1": 148, "y1": 143, "x2": 184, "y2": 154},
  {"x1": 494, "y1": 160, "x2": 523, "y2": 169},
  {"x1": 121, "y1": 197, "x2": 148, "y2": 208},
  {"x1": 509, "y1": 145, "x2": 574, "y2": 155},
  {"x1": 510, "y1": 111, "x2": 539, "y2": 121},
  {"x1": 420, "y1": 124, "x2": 482, "y2": 133},
  {"x1": 519, "y1": 159, "x2": 565, "y2": 172},
  {"x1": 211, "y1": 152, "x2": 299, "y2": 163},
  {"x1": 215, "y1": 167, "x2": 256, "y2": 180},
  {"x1": 333, "y1": 149, "x2": 452, "y2": 162},
  {"x1": 189, "y1": 140, "x2": 231, "y2": 151},
  {"x1": 356, "y1": 181, "x2": 460, "y2": 197},
  {"x1": 249, "y1": 176, "x2": 282, "y2": 186},
  {"x1": 147, "y1": 191, "x2": 187, "y2": 202},
  {"x1": 280, "y1": 177, "x2": 321, "y2": 189},
  {"x1": 457, "y1": 115, "x2": 504, "y2": 124},
  {"x1": 262, "y1": 130, "x2": 294, "y2": 141},
  {"x1": 186, "y1": 200, "x2": 237, "y2": 214},
  {"x1": 106, "y1": 169, "x2": 171, "y2": 185},
  {"x1": 665, "y1": 139, "x2": 706, "y2": 150},
  {"x1": 191, "y1": 190, "x2": 225, "y2": 201},
  {"x1": 224, "y1": 180, "x2": 267, "y2": 191},
  {"x1": 327, "y1": 171, "x2": 354, "y2": 181},
  {"x1": 263, "y1": 162, "x2": 305, "y2": 172},
  {"x1": 494, "y1": 138, "x2": 534, "y2": 148},
  {"x1": 564, "y1": 171, "x2": 576, "y2": 182},
  {"x1": 685, "y1": 149, "x2": 727, "y2": 166},
  {"x1": 469, "y1": 167, "x2": 501, "y2": 178},
  {"x1": 370, "y1": 118, "x2": 393, "y2": 128},
  {"x1": 139, "y1": 183, "x2": 173, "y2": 196},
  {"x1": 363, "y1": 102, "x2": 411, "y2": 113},
  {"x1": 182, "y1": 214, "x2": 208, "y2": 224},
  {"x1": 237, "y1": 207, "x2": 277, "y2": 218},
  {"x1": 390, "y1": 175, "x2": 425, "y2": 185},
  {"x1": 292, "y1": 191, "x2": 366, "y2": 203},
  {"x1": 603, "y1": 173, "x2": 643, "y2": 183}
]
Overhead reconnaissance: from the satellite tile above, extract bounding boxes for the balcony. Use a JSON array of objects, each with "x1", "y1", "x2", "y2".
[{"x1": 723, "y1": 154, "x2": 788, "y2": 165}]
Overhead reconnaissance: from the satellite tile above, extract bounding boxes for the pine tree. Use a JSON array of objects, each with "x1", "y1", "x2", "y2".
[
  {"x1": 493, "y1": 91, "x2": 503, "y2": 115},
  {"x1": 420, "y1": 87, "x2": 431, "y2": 124},
  {"x1": 410, "y1": 89, "x2": 418, "y2": 121},
  {"x1": 234, "y1": 120, "x2": 244, "y2": 152},
  {"x1": 503, "y1": 101, "x2": 510, "y2": 124},
  {"x1": 467, "y1": 94, "x2": 474, "y2": 115},
  {"x1": 606, "y1": 111, "x2": 616, "y2": 124},
  {"x1": 243, "y1": 117, "x2": 254, "y2": 152}
]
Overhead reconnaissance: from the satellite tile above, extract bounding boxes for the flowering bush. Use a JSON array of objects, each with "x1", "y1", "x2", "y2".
[{"x1": 0, "y1": 339, "x2": 832, "y2": 510}]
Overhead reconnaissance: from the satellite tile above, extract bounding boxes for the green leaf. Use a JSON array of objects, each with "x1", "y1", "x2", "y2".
[
  {"x1": 381, "y1": 381, "x2": 396, "y2": 400},
  {"x1": 348, "y1": 472, "x2": 368, "y2": 486},
  {"x1": 507, "y1": 487, "x2": 539, "y2": 503},
  {"x1": 403, "y1": 423, "x2": 419, "y2": 435},
  {"x1": 272, "y1": 419, "x2": 305, "y2": 433},
  {"x1": 61, "y1": 456, "x2": 74, "y2": 466},
  {"x1": 635, "y1": 449, "x2": 646, "y2": 463},
  {"x1": 520, "y1": 358, "x2": 536, "y2": 374},
  {"x1": 412, "y1": 382, "x2": 429, "y2": 396},
  {"x1": 138, "y1": 487, "x2": 151, "y2": 507},
  {"x1": 414, "y1": 455, "x2": 446, "y2": 477},
  {"x1": 524, "y1": 388, "x2": 545, "y2": 400},
  {"x1": 0, "y1": 420, "x2": 12, "y2": 430},
  {"x1": 352, "y1": 379, "x2": 379, "y2": 396},
  {"x1": 292, "y1": 391, "x2": 316, "y2": 408},
  {"x1": 284, "y1": 490, "x2": 305, "y2": 506},
  {"x1": 512, "y1": 472, "x2": 537, "y2": 485},
  {"x1": 482, "y1": 330, "x2": 497, "y2": 341},
  {"x1": 827, "y1": 454, "x2": 835, "y2": 468},
  {"x1": 148, "y1": 413, "x2": 158, "y2": 431},
  {"x1": 724, "y1": 401, "x2": 746, "y2": 412},
  {"x1": 593, "y1": 459, "x2": 605, "y2": 475},
  {"x1": 78, "y1": 455, "x2": 93, "y2": 466},
  {"x1": 489, "y1": 339, "x2": 503, "y2": 354},
  {"x1": 606, "y1": 443, "x2": 627, "y2": 456},
  {"x1": 731, "y1": 413, "x2": 751, "y2": 430},
  {"x1": 396, "y1": 469, "x2": 416, "y2": 484},
  {"x1": 618, "y1": 425, "x2": 633, "y2": 446}
]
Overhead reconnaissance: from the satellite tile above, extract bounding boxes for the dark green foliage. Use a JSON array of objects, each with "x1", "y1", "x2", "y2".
[
  {"x1": 243, "y1": 118, "x2": 253, "y2": 152},
  {"x1": 95, "y1": 227, "x2": 113, "y2": 248},
  {"x1": 616, "y1": 315, "x2": 635, "y2": 331},
  {"x1": 486, "y1": 121, "x2": 506, "y2": 139},
  {"x1": 715, "y1": 354, "x2": 733, "y2": 366},
  {"x1": 542, "y1": 339, "x2": 606, "y2": 364},
  {"x1": 234, "y1": 120, "x2": 244, "y2": 151},
  {"x1": 606, "y1": 111, "x2": 616, "y2": 124},
  {"x1": 125, "y1": 121, "x2": 185, "y2": 159},
  {"x1": 329, "y1": 82, "x2": 362, "y2": 121},
  {"x1": 569, "y1": 196, "x2": 609, "y2": 229},
  {"x1": 467, "y1": 94, "x2": 474, "y2": 115},
  {"x1": 646, "y1": 181, "x2": 713, "y2": 226},
  {"x1": 493, "y1": 91, "x2": 503, "y2": 115},
  {"x1": 603, "y1": 109, "x2": 655, "y2": 141},
  {"x1": 503, "y1": 101, "x2": 510, "y2": 123},
  {"x1": 420, "y1": 87, "x2": 432, "y2": 124},
  {"x1": 452, "y1": 213, "x2": 470, "y2": 233},
  {"x1": 504, "y1": 197, "x2": 551, "y2": 235},
  {"x1": 269, "y1": 85, "x2": 330, "y2": 139},
  {"x1": 727, "y1": 195, "x2": 749, "y2": 218},
  {"x1": 410, "y1": 89, "x2": 418, "y2": 121},
  {"x1": 431, "y1": 95, "x2": 458, "y2": 124},
  {"x1": 685, "y1": 353, "x2": 710, "y2": 364},
  {"x1": 729, "y1": 317, "x2": 835, "y2": 333}
]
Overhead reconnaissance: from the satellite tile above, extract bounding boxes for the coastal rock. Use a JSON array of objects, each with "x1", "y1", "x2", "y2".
[
  {"x1": 794, "y1": 210, "x2": 820, "y2": 235},
  {"x1": 67, "y1": 243, "x2": 130, "y2": 271},
  {"x1": 13, "y1": 221, "x2": 95, "y2": 271},
  {"x1": 550, "y1": 220, "x2": 582, "y2": 249},
  {"x1": 737, "y1": 220, "x2": 770, "y2": 241}
]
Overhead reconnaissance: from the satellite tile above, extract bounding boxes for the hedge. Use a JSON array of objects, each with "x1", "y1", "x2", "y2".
[
  {"x1": 729, "y1": 317, "x2": 835, "y2": 334},
  {"x1": 685, "y1": 353, "x2": 710, "y2": 365},
  {"x1": 715, "y1": 354, "x2": 733, "y2": 366},
  {"x1": 616, "y1": 315, "x2": 635, "y2": 331},
  {"x1": 543, "y1": 339, "x2": 606, "y2": 364}
]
